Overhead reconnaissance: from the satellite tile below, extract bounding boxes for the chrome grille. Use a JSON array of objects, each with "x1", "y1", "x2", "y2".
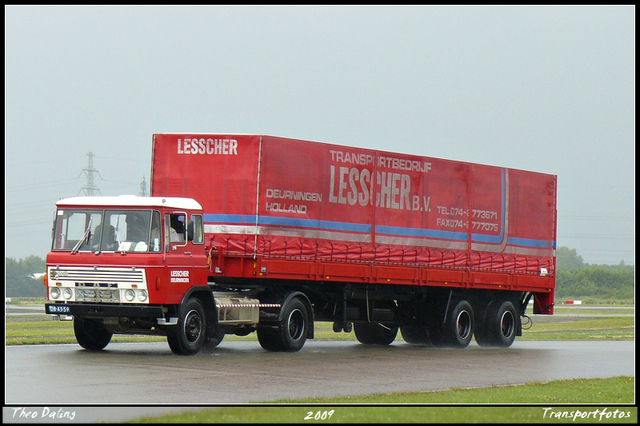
[{"x1": 49, "y1": 267, "x2": 146, "y2": 286}]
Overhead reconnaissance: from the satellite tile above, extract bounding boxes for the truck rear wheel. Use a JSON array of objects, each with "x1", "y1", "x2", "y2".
[
  {"x1": 280, "y1": 296, "x2": 309, "y2": 352},
  {"x1": 258, "y1": 296, "x2": 310, "y2": 352},
  {"x1": 257, "y1": 327, "x2": 284, "y2": 351},
  {"x1": 74, "y1": 317, "x2": 112, "y2": 350},
  {"x1": 167, "y1": 297, "x2": 206, "y2": 355}
]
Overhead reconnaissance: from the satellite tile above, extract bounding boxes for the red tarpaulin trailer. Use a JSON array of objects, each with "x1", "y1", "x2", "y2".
[{"x1": 152, "y1": 134, "x2": 556, "y2": 304}]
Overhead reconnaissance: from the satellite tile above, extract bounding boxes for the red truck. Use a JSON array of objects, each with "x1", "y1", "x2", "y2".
[{"x1": 45, "y1": 134, "x2": 557, "y2": 354}]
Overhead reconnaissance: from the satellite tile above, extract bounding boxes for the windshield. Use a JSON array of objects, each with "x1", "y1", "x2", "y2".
[{"x1": 52, "y1": 209, "x2": 162, "y2": 253}]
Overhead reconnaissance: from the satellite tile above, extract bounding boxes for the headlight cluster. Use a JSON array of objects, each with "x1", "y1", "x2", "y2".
[
  {"x1": 49, "y1": 287, "x2": 148, "y2": 303},
  {"x1": 49, "y1": 287, "x2": 73, "y2": 300},
  {"x1": 50, "y1": 287, "x2": 60, "y2": 299},
  {"x1": 124, "y1": 289, "x2": 148, "y2": 302}
]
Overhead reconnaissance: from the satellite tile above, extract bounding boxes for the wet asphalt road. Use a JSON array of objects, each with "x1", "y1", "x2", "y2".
[{"x1": 4, "y1": 339, "x2": 635, "y2": 423}]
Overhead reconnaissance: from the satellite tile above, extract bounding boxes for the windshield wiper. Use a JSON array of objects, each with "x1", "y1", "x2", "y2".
[{"x1": 71, "y1": 216, "x2": 93, "y2": 254}]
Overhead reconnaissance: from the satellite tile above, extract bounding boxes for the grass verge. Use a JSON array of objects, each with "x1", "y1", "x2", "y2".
[
  {"x1": 126, "y1": 377, "x2": 635, "y2": 423},
  {"x1": 5, "y1": 315, "x2": 634, "y2": 345}
]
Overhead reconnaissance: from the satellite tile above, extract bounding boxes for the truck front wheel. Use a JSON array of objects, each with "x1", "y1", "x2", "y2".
[
  {"x1": 74, "y1": 317, "x2": 112, "y2": 351},
  {"x1": 167, "y1": 297, "x2": 206, "y2": 355},
  {"x1": 204, "y1": 324, "x2": 224, "y2": 349}
]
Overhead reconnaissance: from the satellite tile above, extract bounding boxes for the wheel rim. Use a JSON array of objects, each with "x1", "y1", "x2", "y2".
[
  {"x1": 456, "y1": 310, "x2": 472, "y2": 340},
  {"x1": 184, "y1": 309, "x2": 203, "y2": 343},
  {"x1": 287, "y1": 308, "x2": 305, "y2": 341},
  {"x1": 500, "y1": 310, "x2": 515, "y2": 339}
]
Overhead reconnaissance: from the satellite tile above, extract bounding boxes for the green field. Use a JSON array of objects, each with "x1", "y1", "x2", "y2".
[
  {"x1": 5, "y1": 307, "x2": 635, "y2": 345},
  {"x1": 125, "y1": 377, "x2": 635, "y2": 423}
]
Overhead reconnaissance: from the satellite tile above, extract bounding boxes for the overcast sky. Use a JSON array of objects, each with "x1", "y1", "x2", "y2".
[{"x1": 5, "y1": 5, "x2": 635, "y2": 265}]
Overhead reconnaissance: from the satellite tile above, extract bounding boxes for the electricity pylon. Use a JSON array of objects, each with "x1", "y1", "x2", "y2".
[{"x1": 78, "y1": 151, "x2": 103, "y2": 196}]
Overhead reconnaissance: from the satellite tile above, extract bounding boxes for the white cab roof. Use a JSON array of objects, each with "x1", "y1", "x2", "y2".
[{"x1": 56, "y1": 195, "x2": 202, "y2": 210}]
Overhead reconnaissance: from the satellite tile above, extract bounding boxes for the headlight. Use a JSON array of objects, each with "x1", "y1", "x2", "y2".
[
  {"x1": 62, "y1": 288, "x2": 73, "y2": 300},
  {"x1": 50, "y1": 287, "x2": 60, "y2": 299},
  {"x1": 125, "y1": 289, "x2": 135, "y2": 302},
  {"x1": 137, "y1": 290, "x2": 148, "y2": 302}
]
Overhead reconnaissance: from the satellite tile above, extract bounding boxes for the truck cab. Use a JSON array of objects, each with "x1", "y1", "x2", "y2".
[{"x1": 45, "y1": 196, "x2": 211, "y2": 352}]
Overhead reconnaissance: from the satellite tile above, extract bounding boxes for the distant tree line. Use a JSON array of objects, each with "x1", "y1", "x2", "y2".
[
  {"x1": 5, "y1": 249, "x2": 635, "y2": 303},
  {"x1": 556, "y1": 246, "x2": 633, "y2": 270},
  {"x1": 6, "y1": 256, "x2": 47, "y2": 298},
  {"x1": 554, "y1": 247, "x2": 634, "y2": 304}
]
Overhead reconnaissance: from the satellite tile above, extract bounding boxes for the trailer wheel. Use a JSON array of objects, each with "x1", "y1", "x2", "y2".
[
  {"x1": 354, "y1": 322, "x2": 398, "y2": 345},
  {"x1": 475, "y1": 300, "x2": 517, "y2": 347},
  {"x1": 74, "y1": 317, "x2": 112, "y2": 350},
  {"x1": 398, "y1": 300, "x2": 430, "y2": 345},
  {"x1": 167, "y1": 297, "x2": 206, "y2": 355},
  {"x1": 473, "y1": 303, "x2": 493, "y2": 347},
  {"x1": 400, "y1": 323, "x2": 430, "y2": 344},
  {"x1": 442, "y1": 300, "x2": 474, "y2": 348},
  {"x1": 425, "y1": 314, "x2": 445, "y2": 347},
  {"x1": 488, "y1": 301, "x2": 517, "y2": 347}
]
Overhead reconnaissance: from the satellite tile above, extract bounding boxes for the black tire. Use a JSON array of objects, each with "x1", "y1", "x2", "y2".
[
  {"x1": 475, "y1": 300, "x2": 518, "y2": 347},
  {"x1": 398, "y1": 300, "x2": 430, "y2": 345},
  {"x1": 257, "y1": 327, "x2": 284, "y2": 352},
  {"x1": 204, "y1": 324, "x2": 224, "y2": 349},
  {"x1": 473, "y1": 302, "x2": 493, "y2": 347},
  {"x1": 259, "y1": 296, "x2": 310, "y2": 352},
  {"x1": 487, "y1": 300, "x2": 517, "y2": 347},
  {"x1": 74, "y1": 317, "x2": 113, "y2": 350},
  {"x1": 400, "y1": 323, "x2": 430, "y2": 344},
  {"x1": 442, "y1": 300, "x2": 474, "y2": 348},
  {"x1": 354, "y1": 322, "x2": 398, "y2": 345},
  {"x1": 167, "y1": 297, "x2": 206, "y2": 355},
  {"x1": 279, "y1": 297, "x2": 310, "y2": 352},
  {"x1": 425, "y1": 314, "x2": 446, "y2": 347}
]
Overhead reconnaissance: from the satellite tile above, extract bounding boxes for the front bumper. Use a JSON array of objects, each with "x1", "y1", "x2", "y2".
[{"x1": 45, "y1": 302, "x2": 165, "y2": 318}]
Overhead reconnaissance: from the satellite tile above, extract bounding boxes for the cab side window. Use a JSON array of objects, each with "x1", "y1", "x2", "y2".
[
  {"x1": 165, "y1": 212, "x2": 187, "y2": 251},
  {"x1": 189, "y1": 214, "x2": 204, "y2": 244}
]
